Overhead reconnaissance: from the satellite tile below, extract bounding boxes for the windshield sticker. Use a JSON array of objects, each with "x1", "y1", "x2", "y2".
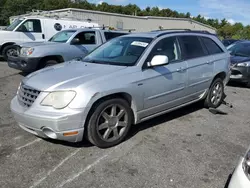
[{"x1": 131, "y1": 41, "x2": 149, "y2": 47}]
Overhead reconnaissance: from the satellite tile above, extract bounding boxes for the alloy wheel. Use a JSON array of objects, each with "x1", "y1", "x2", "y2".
[{"x1": 96, "y1": 104, "x2": 128, "y2": 142}]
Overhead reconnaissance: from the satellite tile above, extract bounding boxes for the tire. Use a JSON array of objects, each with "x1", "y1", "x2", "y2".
[
  {"x1": 86, "y1": 98, "x2": 133, "y2": 148},
  {"x1": 243, "y1": 81, "x2": 250, "y2": 88},
  {"x1": 204, "y1": 78, "x2": 224, "y2": 108},
  {"x1": 38, "y1": 59, "x2": 58, "y2": 70},
  {"x1": 2, "y1": 45, "x2": 19, "y2": 60}
]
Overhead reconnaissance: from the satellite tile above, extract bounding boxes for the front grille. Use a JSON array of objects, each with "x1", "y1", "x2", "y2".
[{"x1": 17, "y1": 84, "x2": 40, "y2": 107}]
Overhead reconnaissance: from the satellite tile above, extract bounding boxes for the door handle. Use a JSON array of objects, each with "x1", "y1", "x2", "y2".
[
  {"x1": 42, "y1": 34, "x2": 45, "y2": 39},
  {"x1": 206, "y1": 61, "x2": 213, "y2": 64},
  {"x1": 176, "y1": 67, "x2": 186, "y2": 72}
]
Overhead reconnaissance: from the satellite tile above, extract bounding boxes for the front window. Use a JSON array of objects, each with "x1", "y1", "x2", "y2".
[
  {"x1": 83, "y1": 37, "x2": 152, "y2": 66},
  {"x1": 74, "y1": 31, "x2": 96, "y2": 44},
  {"x1": 228, "y1": 43, "x2": 250, "y2": 57},
  {"x1": 49, "y1": 30, "x2": 76, "y2": 43},
  {"x1": 6, "y1": 19, "x2": 23, "y2": 31},
  {"x1": 16, "y1": 19, "x2": 42, "y2": 33}
]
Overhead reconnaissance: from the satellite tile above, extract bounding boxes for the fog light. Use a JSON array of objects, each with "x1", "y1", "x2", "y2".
[
  {"x1": 20, "y1": 61, "x2": 27, "y2": 68},
  {"x1": 42, "y1": 128, "x2": 57, "y2": 139},
  {"x1": 63, "y1": 131, "x2": 79, "y2": 137}
]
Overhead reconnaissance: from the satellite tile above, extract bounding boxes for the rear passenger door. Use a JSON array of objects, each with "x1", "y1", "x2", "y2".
[{"x1": 179, "y1": 35, "x2": 213, "y2": 99}]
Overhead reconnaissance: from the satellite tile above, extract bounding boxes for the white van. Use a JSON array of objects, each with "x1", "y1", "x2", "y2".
[{"x1": 0, "y1": 16, "x2": 99, "y2": 59}]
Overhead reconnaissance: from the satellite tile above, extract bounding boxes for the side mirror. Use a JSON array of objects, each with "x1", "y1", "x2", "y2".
[
  {"x1": 147, "y1": 55, "x2": 169, "y2": 67},
  {"x1": 71, "y1": 38, "x2": 80, "y2": 45}
]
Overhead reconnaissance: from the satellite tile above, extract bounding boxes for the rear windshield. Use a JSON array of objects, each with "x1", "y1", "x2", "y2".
[{"x1": 104, "y1": 32, "x2": 128, "y2": 41}]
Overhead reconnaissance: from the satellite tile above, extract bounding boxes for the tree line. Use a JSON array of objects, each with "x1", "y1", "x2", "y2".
[{"x1": 0, "y1": 0, "x2": 249, "y2": 39}]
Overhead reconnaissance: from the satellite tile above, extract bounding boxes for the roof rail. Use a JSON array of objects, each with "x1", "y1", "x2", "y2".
[
  {"x1": 87, "y1": 25, "x2": 135, "y2": 32},
  {"x1": 156, "y1": 30, "x2": 216, "y2": 37},
  {"x1": 151, "y1": 29, "x2": 191, "y2": 32}
]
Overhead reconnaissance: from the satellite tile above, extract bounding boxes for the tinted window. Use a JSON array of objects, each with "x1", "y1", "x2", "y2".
[
  {"x1": 180, "y1": 36, "x2": 206, "y2": 59},
  {"x1": 147, "y1": 37, "x2": 181, "y2": 63},
  {"x1": 202, "y1": 37, "x2": 223, "y2": 55},
  {"x1": 16, "y1": 19, "x2": 41, "y2": 33},
  {"x1": 104, "y1": 32, "x2": 128, "y2": 41},
  {"x1": 74, "y1": 31, "x2": 96, "y2": 45}
]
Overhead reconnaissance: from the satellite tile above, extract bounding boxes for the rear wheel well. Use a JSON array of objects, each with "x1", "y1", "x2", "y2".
[
  {"x1": 212, "y1": 72, "x2": 226, "y2": 83},
  {"x1": 37, "y1": 55, "x2": 64, "y2": 69},
  {"x1": 0, "y1": 43, "x2": 15, "y2": 55},
  {"x1": 85, "y1": 93, "x2": 135, "y2": 128}
]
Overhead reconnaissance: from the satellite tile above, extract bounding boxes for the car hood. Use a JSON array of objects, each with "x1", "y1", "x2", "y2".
[
  {"x1": 22, "y1": 61, "x2": 127, "y2": 91},
  {"x1": 18, "y1": 41, "x2": 59, "y2": 48},
  {"x1": 230, "y1": 55, "x2": 250, "y2": 64}
]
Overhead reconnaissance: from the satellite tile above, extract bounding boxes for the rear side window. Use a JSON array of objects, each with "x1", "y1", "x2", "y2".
[
  {"x1": 104, "y1": 32, "x2": 128, "y2": 41},
  {"x1": 179, "y1": 36, "x2": 206, "y2": 59},
  {"x1": 201, "y1": 37, "x2": 223, "y2": 55}
]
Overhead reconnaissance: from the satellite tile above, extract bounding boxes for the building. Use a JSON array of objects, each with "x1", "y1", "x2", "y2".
[
  {"x1": 0, "y1": 26, "x2": 6, "y2": 30},
  {"x1": 10, "y1": 8, "x2": 216, "y2": 33}
]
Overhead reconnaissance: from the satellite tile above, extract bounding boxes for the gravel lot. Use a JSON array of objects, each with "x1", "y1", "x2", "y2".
[{"x1": 0, "y1": 61, "x2": 250, "y2": 188}]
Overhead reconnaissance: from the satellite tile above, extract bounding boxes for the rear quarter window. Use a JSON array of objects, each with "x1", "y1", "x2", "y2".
[{"x1": 201, "y1": 37, "x2": 224, "y2": 55}]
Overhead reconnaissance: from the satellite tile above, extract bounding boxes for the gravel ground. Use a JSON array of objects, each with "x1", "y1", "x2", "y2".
[{"x1": 0, "y1": 61, "x2": 250, "y2": 188}]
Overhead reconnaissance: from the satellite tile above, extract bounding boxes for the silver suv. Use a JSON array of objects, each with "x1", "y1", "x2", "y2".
[{"x1": 10, "y1": 30, "x2": 231, "y2": 148}]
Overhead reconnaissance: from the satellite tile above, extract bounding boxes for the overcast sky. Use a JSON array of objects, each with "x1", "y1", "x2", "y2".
[{"x1": 90, "y1": 0, "x2": 250, "y2": 25}]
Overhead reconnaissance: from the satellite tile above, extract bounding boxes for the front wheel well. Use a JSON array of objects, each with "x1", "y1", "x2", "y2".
[
  {"x1": 37, "y1": 55, "x2": 64, "y2": 69},
  {"x1": 85, "y1": 92, "x2": 135, "y2": 128},
  {"x1": 0, "y1": 43, "x2": 15, "y2": 55}
]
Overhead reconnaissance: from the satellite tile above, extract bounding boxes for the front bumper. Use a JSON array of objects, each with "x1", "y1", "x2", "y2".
[
  {"x1": 229, "y1": 158, "x2": 250, "y2": 188},
  {"x1": 8, "y1": 56, "x2": 41, "y2": 72},
  {"x1": 10, "y1": 96, "x2": 86, "y2": 142},
  {"x1": 230, "y1": 66, "x2": 250, "y2": 83}
]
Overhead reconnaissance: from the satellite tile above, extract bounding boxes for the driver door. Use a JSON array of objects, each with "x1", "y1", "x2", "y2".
[
  {"x1": 68, "y1": 31, "x2": 99, "y2": 60},
  {"x1": 140, "y1": 36, "x2": 188, "y2": 118},
  {"x1": 16, "y1": 19, "x2": 45, "y2": 42}
]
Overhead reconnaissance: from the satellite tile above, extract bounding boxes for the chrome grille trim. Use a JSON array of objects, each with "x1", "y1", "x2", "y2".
[{"x1": 17, "y1": 84, "x2": 41, "y2": 107}]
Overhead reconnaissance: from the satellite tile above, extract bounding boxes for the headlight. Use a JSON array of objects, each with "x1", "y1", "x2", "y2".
[
  {"x1": 237, "y1": 62, "x2": 250, "y2": 67},
  {"x1": 41, "y1": 91, "x2": 76, "y2": 109},
  {"x1": 21, "y1": 47, "x2": 34, "y2": 56},
  {"x1": 242, "y1": 149, "x2": 250, "y2": 180}
]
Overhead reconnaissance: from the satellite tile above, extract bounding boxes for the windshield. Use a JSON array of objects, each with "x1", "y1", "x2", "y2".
[
  {"x1": 83, "y1": 37, "x2": 152, "y2": 66},
  {"x1": 227, "y1": 43, "x2": 250, "y2": 57},
  {"x1": 6, "y1": 19, "x2": 23, "y2": 31},
  {"x1": 49, "y1": 30, "x2": 76, "y2": 43}
]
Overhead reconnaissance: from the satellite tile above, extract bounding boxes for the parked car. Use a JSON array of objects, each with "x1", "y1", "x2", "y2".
[
  {"x1": 8, "y1": 29, "x2": 129, "y2": 72},
  {"x1": 222, "y1": 39, "x2": 240, "y2": 47},
  {"x1": 10, "y1": 30, "x2": 230, "y2": 148},
  {"x1": 228, "y1": 146, "x2": 250, "y2": 188},
  {"x1": 227, "y1": 41, "x2": 250, "y2": 86},
  {"x1": 0, "y1": 15, "x2": 99, "y2": 60}
]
